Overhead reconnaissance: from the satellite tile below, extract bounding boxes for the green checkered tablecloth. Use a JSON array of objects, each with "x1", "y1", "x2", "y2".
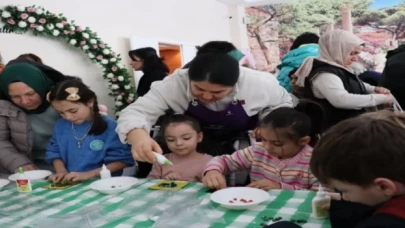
[{"x1": 0, "y1": 179, "x2": 331, "y2": 228}]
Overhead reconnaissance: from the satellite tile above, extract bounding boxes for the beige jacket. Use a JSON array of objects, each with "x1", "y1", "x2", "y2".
[
  {"x1": 0, "y1": 100, "x2": 33, "y2": 174},
  {"x1": 117, "y1": 67, "x2": 293, "y2": 142}
]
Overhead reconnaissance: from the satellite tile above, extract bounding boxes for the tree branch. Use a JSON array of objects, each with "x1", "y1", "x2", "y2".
[{"x1": 366, "y1": 22, "x2": 395, "y2": 34}]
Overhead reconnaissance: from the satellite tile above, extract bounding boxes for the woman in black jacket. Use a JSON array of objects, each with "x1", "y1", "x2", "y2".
[{"x1": 129, "y1": 47, "x2": 169, "y2": 97}]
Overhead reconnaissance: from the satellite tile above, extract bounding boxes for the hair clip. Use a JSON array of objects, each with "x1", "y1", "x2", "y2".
[{"x1": 65, "y1": 87, "x2": 81, "y2": 101}]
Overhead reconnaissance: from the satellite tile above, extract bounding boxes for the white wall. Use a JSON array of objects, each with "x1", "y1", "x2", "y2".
[
  {"x1": 0, "y1": 0, "x2": 232, "y2": 116},
  {"x1": 228, "y1": 5, "x2": 249, "y2": 50}
]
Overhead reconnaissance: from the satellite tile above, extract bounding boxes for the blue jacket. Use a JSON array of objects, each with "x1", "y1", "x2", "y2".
[{"x1": 277, "y1": 44, "x2": 319, "y2": 92}]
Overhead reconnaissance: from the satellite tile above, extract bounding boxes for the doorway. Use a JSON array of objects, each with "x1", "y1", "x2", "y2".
[{"x1": 158, "y1": 43, "x2": 182, "y2": 74}]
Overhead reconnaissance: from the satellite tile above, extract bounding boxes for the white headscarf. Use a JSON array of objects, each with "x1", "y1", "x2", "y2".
[{"x1": 295, "y1": 29, "x2": 364, "y2": 87}]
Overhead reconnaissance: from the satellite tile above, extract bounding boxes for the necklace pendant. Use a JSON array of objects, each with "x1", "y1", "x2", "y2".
[{"x1": 78, "y1": 140, "x2": 82, "y2": 148}]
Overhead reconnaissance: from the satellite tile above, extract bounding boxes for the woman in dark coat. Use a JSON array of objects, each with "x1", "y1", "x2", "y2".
[{"x1": 129, "y1": 47, "x2": 169, "y2": 97}]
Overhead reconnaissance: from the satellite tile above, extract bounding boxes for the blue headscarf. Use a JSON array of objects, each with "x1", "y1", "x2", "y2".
[{"x1": 277, "y1": 44, "x2": 319, "y2": 92}]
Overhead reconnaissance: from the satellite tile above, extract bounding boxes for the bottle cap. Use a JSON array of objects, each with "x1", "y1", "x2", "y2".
[
  {"x1": 317, "y1": 184, "x2": 326, "y2": 197},
  {"x1": 101, "y1": 164, "x2": 108, "y2": 171},
  {"x1": 18, "y1": 167, "x2": 24, "y2": 174}
]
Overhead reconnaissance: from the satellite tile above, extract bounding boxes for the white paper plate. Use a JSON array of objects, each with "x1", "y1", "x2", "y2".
[
  {"x1": 210, "y1": 187, "x2": 269, "y2": 210},
  {"x1": 90, "y1": 176, "x2": 138, "y2": 194},
  {"x1": 0, "y1": 179, "x2": 10, "y2": 190},
  {"x1": 8, "y1": 170, "x2": 52, "y2": 181}
]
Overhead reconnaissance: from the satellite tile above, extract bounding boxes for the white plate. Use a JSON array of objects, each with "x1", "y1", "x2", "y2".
[
  {"x1": 0, "y1": 179, "x2": 10, "y2": 190},
  {"x1": 90, "y1": 176, "x2": 138, "y2": 194},
  {"x1": 8, "y1": 170, "x2": 52, "y2": 182},
  {"x1": 210, "y1": 187, "x2": 269, "y2": 210}
]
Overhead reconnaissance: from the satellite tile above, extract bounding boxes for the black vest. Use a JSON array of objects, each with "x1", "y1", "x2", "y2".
[{"x1": 304, "y1": 60, "x2": 367, "y2": 131}]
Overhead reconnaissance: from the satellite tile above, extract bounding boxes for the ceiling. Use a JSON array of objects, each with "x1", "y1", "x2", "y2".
[{"x1": 217, "y1": 0, "x2": 297, "y2": 6}]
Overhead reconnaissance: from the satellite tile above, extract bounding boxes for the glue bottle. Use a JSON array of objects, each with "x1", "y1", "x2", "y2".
[
  {"x1": 312, "y1": 184, "x2": 331, "y2": 219},
  {"x1": 100, "y1": 164, "x2": 111, "y2": 179},
  {"x1": 16, "y1": 167, "x2": 32, "y2": 193}
]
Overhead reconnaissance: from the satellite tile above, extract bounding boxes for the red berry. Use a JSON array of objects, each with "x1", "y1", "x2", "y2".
[
  {"x1": 229, "y1": 200, "x2": 233, "y2": 203},
  {"x1": 233, "y1": 198, "x2": 237, "y2": 200},
  {"x1": 249, "y1": 200, "x2": 253, "y2": 202}
]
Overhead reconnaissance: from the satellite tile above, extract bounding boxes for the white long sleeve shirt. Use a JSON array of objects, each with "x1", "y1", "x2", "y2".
[
  {"x1": 116, "y1": 67, "x2": 293, "y2": 143},
  {"x1": 311, "y1": 72, "x2": 389, "y2": 110}
]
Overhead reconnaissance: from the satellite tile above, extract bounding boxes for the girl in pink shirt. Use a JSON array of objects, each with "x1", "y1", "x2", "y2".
[
  {"x1": 147, "y1": 115, "x2": 213, "y2": 182},
  {"x1": 203, "y1": 107, "x2": 323, "y2": 191}
]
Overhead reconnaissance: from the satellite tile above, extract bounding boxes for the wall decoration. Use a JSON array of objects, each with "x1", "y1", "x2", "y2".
[
  {"x1": 245, "y1": 0, "x2": 405, "y2": 73},
  {"x1": 0, "y1": 5, "x2": 136, "y2": 117}
]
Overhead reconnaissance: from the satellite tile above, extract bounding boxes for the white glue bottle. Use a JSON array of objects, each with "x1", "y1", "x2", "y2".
[
  {"x1": 100, "y1": 164, "x2": 111, "y2": 179},
  {"x1": 16, "y1": 167, "x2": 32, "y2": 193},
  {"x1": 312, "y1": 184, "x2": 331, "y2": 219}
]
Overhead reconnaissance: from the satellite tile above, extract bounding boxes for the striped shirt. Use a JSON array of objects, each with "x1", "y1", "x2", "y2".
[{"x1": 204, "y1": 144, "x2": 319, "y2": 191}]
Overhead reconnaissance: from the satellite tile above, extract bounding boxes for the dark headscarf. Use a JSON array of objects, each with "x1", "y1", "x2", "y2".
[{"x1": 0, "y1": 63, "x2": 55, "y2": 114}]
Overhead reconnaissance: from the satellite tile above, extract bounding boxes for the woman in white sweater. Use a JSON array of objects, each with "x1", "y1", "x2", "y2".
[
  {"x1": 117, "y1": 53, "x2": 292, "y2": 170},
  {"x1": 294, "y1": 30, "x2": 392, "y2": 129}
]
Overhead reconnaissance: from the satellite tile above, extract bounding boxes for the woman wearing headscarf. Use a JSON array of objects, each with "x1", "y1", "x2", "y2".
[
  {"x1": 295, "y1": 30, "x2": 392, "y2": 129},
  {"x1": 0, "y1": 60, "x2": 67, "y2": 174}
]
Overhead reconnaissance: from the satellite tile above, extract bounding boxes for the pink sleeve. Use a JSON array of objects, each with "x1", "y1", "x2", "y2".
[
  {"x1": 147, "y1": 163, "x2": 163, "y2": 179},
  {"x1": 203, "y1": 146, "x2": 254, "y2": 175}
]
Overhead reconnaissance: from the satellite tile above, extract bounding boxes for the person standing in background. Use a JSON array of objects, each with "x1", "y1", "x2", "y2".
[
  {"x1": 277, "y1": 32, "x2": 320, "y2": 93},
  {"x1": 129, "y1": 47, "x2": 169, "y2": 97}
]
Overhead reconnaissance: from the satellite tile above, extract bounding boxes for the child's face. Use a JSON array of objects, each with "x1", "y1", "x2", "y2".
[
  {"x1": 329, "y1": 179, "x2": 398, "y2": 206},
  {"x1": 259, "y1": 127, "x2": 309, "y2": 159},
  {"x1": 52, "y1": 100, "x2": 93, "y2": 124},
  {"x1": 164, "y1": 123, "x2": 202, "y2": 156}
]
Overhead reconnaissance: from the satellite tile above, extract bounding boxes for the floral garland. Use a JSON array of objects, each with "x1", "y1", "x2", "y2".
[{"x1": 0, "y1": 5, "x2": 135, "y2": 117}]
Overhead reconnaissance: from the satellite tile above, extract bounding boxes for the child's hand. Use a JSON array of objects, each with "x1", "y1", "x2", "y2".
[
  {"x1": 164, "y1": 171, "x2": 182, "y2": 180},
  {"x1": 202, "y1": 170, "x2": 226, "y2": 190},
  {"x1": 247, "y1": 179, "x2": 281, "y2": 190},
  {"x1": 62, "y1": 172, "x2": 94, "y2": 183},
  {"x1": 49, "y1": 172, "x2": 67, "y2": 183}
]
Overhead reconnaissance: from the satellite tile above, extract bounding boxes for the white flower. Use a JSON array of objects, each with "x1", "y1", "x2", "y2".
[
  {"x1": 36, "y1": 25, "x2": 44, "y2": 32},
  {"x1": 107, "y1": 73, "x2": 114, "y2": 78},
  {"x1": 46, "y1": 24, "x2": 54, "y2": 30},
  {"x1": 127, "y1": 97, "x2": 134, "y2": 102},
  {"x1": 70, "y1": 26, "x2": 75, "y2": 31},
  {"x1": 16, "y1": 5, "x2": 25, "y2": 12},
  {"x1": 18, "y1": 21, "x2": 27, "y2": 28},
  {"x1": 115, "y1": 101, "x2": 123, "y2": 106},
  {"x1": 117, "y1": 76, "x2": 124, "y2": 81},
  {"x1": 101, "y1": 59, "x2": 108, "y2": 65},
  {"x1": 36, "y1": 9, "x2": 43, "y2": 15},
  {"x1": 70, "y1": 39, "x2": 77, "y2": 45},
  {"x1": 103, "y1": 49, "x2": 110, "y2": 55},
  {"x1": 27, "y1": 17, "x2": 36, "y2": 23},
  {"x1": 52, "y1": 30, "x2": 60, "y2": 36},
  {"x1": 82, "y1": 45, "x2": 89, "y2": 50},
  {"x1": 110, "y1": 58, "x2": 117, "y2": 62},
  {"x1": 82, "y1": 33, "x2": 89, "y2": 39},
  {"x1": 90, "y1": 39, "x2": 97, "y2": 44},
  {"x1": 1, "y1": 11, "x2": 11, "y2": 18},
  {"x1": 115, "y1": 111, "x2": 121, "y2": 116},
  {"x1": 111, "y1": 85, "x2": 119, "y2": 90},
  {"x1": 55, "y1": 23, "x2": 63, "y2": 29},
  {"x1": 117, "y1": 63, "x2": 125, "y2": 69},
  {"x1": 124, "y1": 85, "x2": 131, "y2": 90},
  {"x1": 116, "y1": 95, "x2": 123, "y2": 100},
  {"x1": 88, "y1": 53, "x2": 95, "y2": 58},
  {"x1": 129, "y1": 93, "x2": 135, "y2": 97}
]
